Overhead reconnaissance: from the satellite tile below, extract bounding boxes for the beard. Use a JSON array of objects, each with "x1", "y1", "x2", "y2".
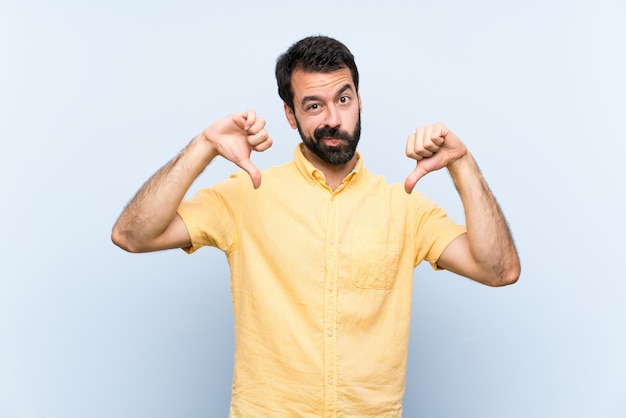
[{"x1": 296, "y1": 114, "x2": 361, "y2": 165}]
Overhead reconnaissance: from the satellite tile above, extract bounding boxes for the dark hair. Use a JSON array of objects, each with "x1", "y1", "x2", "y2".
[{"x1": 275, "y1": 36, "x2": 359, "y2": 111}]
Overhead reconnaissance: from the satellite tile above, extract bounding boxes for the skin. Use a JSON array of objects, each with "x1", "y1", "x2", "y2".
[
  {"x1": 284, "y1": 68, "x2": 362, "y2": 190},
  {"x1": 111, "y1": 110, "x2": 271, "y2": 253},
  {"x1": 405, "y1": 126, "x2": 521, "y2": 286},
  {"x1": 111, "y1": 68, "x2": 520, "y2": 286}
]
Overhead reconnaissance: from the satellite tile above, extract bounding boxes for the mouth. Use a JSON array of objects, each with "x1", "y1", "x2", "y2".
[{"x1": 320, "y1": 137, "x2": 345, "y2": 146}]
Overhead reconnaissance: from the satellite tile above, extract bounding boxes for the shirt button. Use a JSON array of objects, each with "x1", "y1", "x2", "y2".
[
  {"x1": 328, "y1": 379, "x2": 334, "y2": 385},
  {"x1": 327, "y1": 330, "x2": 333, "y2": 337},
  {"x1": 328, "y1": 285, "x2": 333, "y2": 292},
  {"x1": 329, "y1": 239, "x2": 335, "y2": 245}
]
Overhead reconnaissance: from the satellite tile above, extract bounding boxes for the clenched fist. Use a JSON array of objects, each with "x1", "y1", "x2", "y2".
[
  {"x1": 404, "y1": 123, "x2": 467, "y2": 193},
  {"x1": 202, "y1": 110, "x2": 273, "y2": 188}
]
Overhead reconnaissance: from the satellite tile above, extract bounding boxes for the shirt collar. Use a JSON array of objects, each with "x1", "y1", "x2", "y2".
[{"x1": 293, "y1": 143, "x2": 363, "y2": 189}]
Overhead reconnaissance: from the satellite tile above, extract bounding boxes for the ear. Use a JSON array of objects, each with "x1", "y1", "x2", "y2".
[
  {"x1": 284, "y1": 103, "x2": 298, "y2": 129},
  {"x1": 358, "y1": 94, "x2": 363, "y2": 113}
]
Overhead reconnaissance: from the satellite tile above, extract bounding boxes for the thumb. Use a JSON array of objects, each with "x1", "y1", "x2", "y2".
[
  {"x1": 404, "y1": 165, "x2": 427, "y2": 194},
  {"x1": 237, "y1": 158, "x2": 262, "y2": 189}
]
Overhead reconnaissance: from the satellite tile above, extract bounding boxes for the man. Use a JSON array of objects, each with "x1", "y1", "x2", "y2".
[{"x1": 112, "y1": 36, "x2": 520, "y2": 417}]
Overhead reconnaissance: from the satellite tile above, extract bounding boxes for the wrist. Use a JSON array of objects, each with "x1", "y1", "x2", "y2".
[
  {"x1": 447, "y1": 152, "x2": 481, "y2": 186},
  {"x1": 447, "y1": 151, "x2": 472, "y2": 173},
  {"x1": 195, "y1": 131, "x2": 219, "y2": 161}
]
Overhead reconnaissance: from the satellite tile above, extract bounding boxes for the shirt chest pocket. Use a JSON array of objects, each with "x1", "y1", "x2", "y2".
[{"x1": 351, "y1": 226, "x2": 401, "y2": 289}]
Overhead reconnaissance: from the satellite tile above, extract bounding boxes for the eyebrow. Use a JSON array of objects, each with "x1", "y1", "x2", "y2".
[{"x1": 301, "y1": 84, "x2": 354, "y2": 107}]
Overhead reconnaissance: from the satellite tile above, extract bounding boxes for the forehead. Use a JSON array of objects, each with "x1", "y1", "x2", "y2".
[{"x1": 291, "y1": 67, "x2": 355, "y2": 100}]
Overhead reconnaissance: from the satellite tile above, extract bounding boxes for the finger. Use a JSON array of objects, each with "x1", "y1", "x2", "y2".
[
  {"x1": 414, "y1": 126, "x2": 425, "y2": 156},
  {"x1": 425, "y1": 124, "x2": 446, "y2": 151},
  {"x1": 418, "y1": 148, "x2": 435, "y2": 158},
  {"x1": 246, "y1": 116, "x2": 266, "y2": 135},
  {"x1": 415, "y1": 126, "x2": 436, "y2": 158},
  {"x1": 405, "y1": 133, "x2": 415, "y2": 158},
  {"x1": 252, "y1": 135, "x2": 273, "y2": 152},
  {"x1": 247, "y1": 128, "x2": 270, "y2": 147},
  {"x1": 407, "y1": 131, "x2": 435, "y2": 159},
  {"x1": 230, "y1": 111, "x2": 249, "y2": 130},
  {"x1": 404, "y1": 164, "x2": 428, "y2": 194},
  {"x1": 420, "y1": 124, "x2": 435, "y2": 154},
  {"x1": 237, "y1": 158, "x2": 262, "y2": 189},
  {"x1": 432, "y1": 122, "x2": 449, "y2": 138},
  {"x1": 405, "y1": 133, "x2": 424, "y2": 161},
  {"x1": 240, "y1": 110, "x2": 257, "y2": 131},
  {"x1": 423, "y1": 133, "x2": 444, "y2": 153}
]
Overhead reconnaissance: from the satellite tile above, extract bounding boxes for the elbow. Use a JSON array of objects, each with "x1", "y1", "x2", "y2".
[
  {"x1": 487, "y1": 262, "x2": 521, "y2": 287},
  {"x1": 492, "y1": 271, "x2": 520, "y2": 287},
  {"x1": 111, "y1": 227, "x2": 142, "y2": 253}
]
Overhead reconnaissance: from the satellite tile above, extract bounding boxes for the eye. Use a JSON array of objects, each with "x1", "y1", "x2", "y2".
[
  {"x1": 305, "y1": 103, "x2": 321, "y2": 113},
  {"x1": 339, "y1": 96, "x2": 351, "y2": 104}
]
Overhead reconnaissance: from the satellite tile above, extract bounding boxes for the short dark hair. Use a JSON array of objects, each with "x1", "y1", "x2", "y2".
[{"x1": 275, "y1": 36, "x2": 359, "y2": 111}]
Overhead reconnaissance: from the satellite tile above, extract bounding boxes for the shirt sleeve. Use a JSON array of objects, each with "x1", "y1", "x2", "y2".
[
  {"x1": 409, "y1": 191, "x2": 467, "y2": 270},
  {"x1": 176, "y1": 175, "x2": 241, "y2": 254}
]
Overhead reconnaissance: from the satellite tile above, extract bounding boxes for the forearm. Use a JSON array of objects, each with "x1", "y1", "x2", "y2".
[
  {"x1": 111, "y1": 134, "x2": 217, "y2": 252},
  {"x1": 447, "y1": 152, "x2": 520, "y2": 284}
]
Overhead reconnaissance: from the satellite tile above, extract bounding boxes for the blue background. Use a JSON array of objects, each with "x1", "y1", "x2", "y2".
[{"x1": 1, "y1": 1, "x2": 625, "y2": 417}]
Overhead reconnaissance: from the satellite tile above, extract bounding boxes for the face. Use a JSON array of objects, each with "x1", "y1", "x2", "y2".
[{"x1": 285, "y1": 68, "x2": 362, "y2": 166}]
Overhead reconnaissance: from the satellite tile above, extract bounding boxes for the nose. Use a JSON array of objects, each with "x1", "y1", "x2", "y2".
[{"x1": 324, "y1": 104, "x2": 341, "y2": 128}]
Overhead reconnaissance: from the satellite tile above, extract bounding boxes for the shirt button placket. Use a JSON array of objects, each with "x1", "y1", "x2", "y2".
[{"x1": 323, "y1": 193, "x2": 339, "y2": 416}]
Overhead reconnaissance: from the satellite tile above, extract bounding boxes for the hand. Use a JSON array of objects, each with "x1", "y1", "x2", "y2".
[
  {"x1": 202, "y1": 110, "x2": 273, "y2": 188},
  {"x1": 404, "y1": 123, "x2": 467, "y2": 193}
]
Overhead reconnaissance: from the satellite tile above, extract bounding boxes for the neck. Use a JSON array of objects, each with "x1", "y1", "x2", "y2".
[{"x1": 301, "y1": 145, "x2": 358, "y2": 189}]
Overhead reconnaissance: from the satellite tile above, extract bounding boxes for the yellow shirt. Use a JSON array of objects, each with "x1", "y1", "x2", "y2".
[{"x1": 177, "y1": 145, "x2": 466, "y2": 417}]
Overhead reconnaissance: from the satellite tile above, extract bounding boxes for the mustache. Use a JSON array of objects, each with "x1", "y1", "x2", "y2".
[{"x1": 313, "y1": 126, "x2": 352, "y2": 141}]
